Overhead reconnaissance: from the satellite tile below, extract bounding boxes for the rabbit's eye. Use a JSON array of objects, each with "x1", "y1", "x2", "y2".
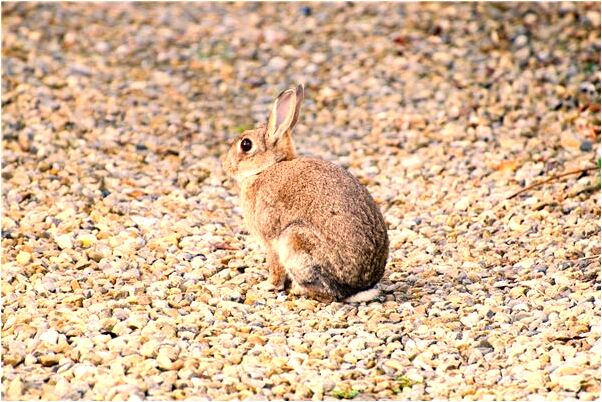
[{"x1": 240, "y1": 138, "x2": 253, "y2": 152}]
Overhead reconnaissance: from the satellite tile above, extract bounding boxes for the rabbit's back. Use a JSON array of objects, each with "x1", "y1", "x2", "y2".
[{"x1": 244, "y1": 157, "x2": 388, "y2": 288}]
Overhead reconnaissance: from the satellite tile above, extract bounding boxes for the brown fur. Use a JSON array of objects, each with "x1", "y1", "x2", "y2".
[{"x1": 222, "y1": 85, "x2": 388, "y2": 302}]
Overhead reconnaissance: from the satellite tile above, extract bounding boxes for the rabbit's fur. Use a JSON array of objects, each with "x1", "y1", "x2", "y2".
[{"x1": 222, "y1": 85, "x2": 388, "y2": 302}]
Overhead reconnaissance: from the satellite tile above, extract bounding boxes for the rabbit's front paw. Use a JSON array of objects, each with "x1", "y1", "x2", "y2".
[{"x1": 269, "y1": 271, "x2": 288, "y2": 291}]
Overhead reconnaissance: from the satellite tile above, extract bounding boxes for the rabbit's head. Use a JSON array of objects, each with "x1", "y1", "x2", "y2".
[{"x1": 222, "y1": 85, "x2": 304, "y2": 183}]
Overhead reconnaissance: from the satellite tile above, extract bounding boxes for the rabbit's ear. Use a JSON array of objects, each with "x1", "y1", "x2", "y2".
[{"x1": 266, "y1": 84, "x2": 304, "y2": 145}]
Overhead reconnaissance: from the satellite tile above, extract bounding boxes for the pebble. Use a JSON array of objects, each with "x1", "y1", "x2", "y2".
[
  {"x1": 300, "y1": 5, "x2": 312, "y2": 16},
  {"x1": 39, "y1": 354, "x2": 61, "y2": 366},
  {"x1": 6, "y1": 378, "x2": 23, "y2": 400},
  {"x1": 460, "y1": 312, "x2": 480, "y2": 328},
  {"x1": 454, "y1": 197, "x2": 471, "y2": 211},
  {"x1": 191, "y1": 256, "x2": 205, "y2": 270},
  {"x1": 157, "y1": 352, "x2": 175, "y2": 370},
  {"x1": 140, "y1": 340, "x2": 159, "y2": 358},
  {"x1": 78, "y1": 234, "x2": 97, "y2": 248},
  {"x1": 54, "y1": 234, "x2": 73, "y2": 250},
  {"x1": 39, "y1": 329, "x2": 60, "y2": 345},
  {"x1": 580, "y1": 140, "x2": 593, "y2": 152},
  {"x1": 267, "y1": 57, "x2": 288, "y2": 71},
  {"x1": 557, "y1": 375, "x2": 585, "y2": 392},
  {"x1": 16, "y1": 250, "x2": 31, "y2": 265}
]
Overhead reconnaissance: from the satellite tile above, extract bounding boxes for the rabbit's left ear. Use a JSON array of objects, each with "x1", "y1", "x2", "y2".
[{"x1": 266, "y1": 84, "x2": 304, "y2": 145}]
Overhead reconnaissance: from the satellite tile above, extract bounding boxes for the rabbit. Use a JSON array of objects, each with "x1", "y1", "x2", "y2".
[{"x1": 221, "y1": 84, "x2": 389, "y2": 302}]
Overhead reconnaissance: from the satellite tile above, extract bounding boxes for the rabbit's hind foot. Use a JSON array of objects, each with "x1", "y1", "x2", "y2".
[{"x1": 275, "y1": 226, "x2": 341, "y2": 302}]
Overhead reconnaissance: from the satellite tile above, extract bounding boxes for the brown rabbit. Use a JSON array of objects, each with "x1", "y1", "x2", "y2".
[{"x1": 222, "y1": 85, "x2": 388, "y2": 302}]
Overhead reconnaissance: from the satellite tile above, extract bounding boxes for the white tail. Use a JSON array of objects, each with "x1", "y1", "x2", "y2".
[{"x1": 344, "y1": 287, "x2": 380, "y2": 303}]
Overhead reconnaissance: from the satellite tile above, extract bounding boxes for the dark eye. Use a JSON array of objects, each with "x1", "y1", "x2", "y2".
[{"x1": 240, "y1": 138, "x2": 253, "y2": 152}]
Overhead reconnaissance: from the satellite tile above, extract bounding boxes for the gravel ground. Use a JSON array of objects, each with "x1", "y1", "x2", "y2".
[{"x1": 2, "y1": 2, "x2": 601, "y2": 400}]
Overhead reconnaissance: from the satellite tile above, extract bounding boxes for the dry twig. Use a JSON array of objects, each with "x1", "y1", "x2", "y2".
[{"x1": 507, "y1": 166, "x2": 599, "y2": 200}]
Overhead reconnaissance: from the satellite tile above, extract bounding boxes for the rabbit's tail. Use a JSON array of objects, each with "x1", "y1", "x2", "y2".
[{"x1": 344, "y1": 287, "x2": 380, "y2": 303}]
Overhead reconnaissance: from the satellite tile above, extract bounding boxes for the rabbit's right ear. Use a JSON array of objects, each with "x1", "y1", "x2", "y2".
[{"x1": 266, "y1": 84, "x2": 304, "y2": 145}]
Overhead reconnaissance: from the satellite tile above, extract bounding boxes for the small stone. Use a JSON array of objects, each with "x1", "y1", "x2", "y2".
[
  {"x1": 524, "y1": 13, "x2": 537, "y2": 25},
  {"x1": 524, "y1": 371, "x2": 545, "y2": 388},
  {"x1": 343, "y1": 352, "x2": 358, "y2": 364},
  {"x1": 384, "y1": 359, "x2": 405, "y2": 372},
  {"x1": 78, "y1": 234, "x2": 97, "y2": 248},
  {"x1": 404, "y1": 369, "x2": 424, "y2": 383},
  {"x1": 557, "y1": 375, "x2": 585, "y2": 392},
  {"x1": 476, "y1": 125, "x2": 492, "y2": 138},
  {"x1": 401, "y1": 155, "x2": 422, "y2": 169},
  {"x1": 191, "y1": 256, "x2": 205, "y2": 270},
  {"x1": 514, "y1": 35, "x2": 528, "y2": 47},
  {"x1": 454, "y1": 197, "x2": 470, "y2": 211},
  {"x1": 399, "y1": 228, "x2": 418, "y2": 242},
  {"x1": 55, "y1": 234, "x2": 73, "y2": 250},
  {"x1": 157, "y1": 352, "x2": 174, "y2": 370},
  {"x1": 95, "y1": 41, "x2": 110, "y2": 53},
  {"x1": 24, "y1": 354, "x2": 36, "y2": 365},
  {"x1": 53, "y1": 377, "x2": 72, "y2": 398},
  {"x1": 40, "y1": 329, "x2": 60, "y2": 344},
  {"x1": 6, "y1": 377, "x2": 23, "y2": 399},
  {"x1": 460, "y1": 312, "x2": 480, "y2": 328},
  {"x1": 140, "y1": 340, "x2": 159, "y2": 357},
  {"x1": 560, "y1": 132, "x2": 581, "y2": 151},
  {"x1": 73, "y1": 363, "x2": 97, "y2": 378},
  {"x1": 263, "y1": 28, "x2": 287, "y2": 45},
  {"x1": 16, "y1": 250, "x2": 31, "y2": 265},
  {"x1": 586, "y1": 10, "x2": 601, "y2": 26},
  {"x1": 40, "y1": 354, "x2": 61, "y2": 366},
  {"x1": 247, "y1": 334, "x2": 267, "y2": 346},
  {"x1": 226, "y1": 289, "x2": 243, "y2": 302},
  {"x1": 508, "y1": 217, "x2": 526, "y2": 232},
  {"x1": 349, "y1": 338, "x2": 366, "y2": 351},
  {"x1": 579, "y1": 140, "x2": 593, "y2": 152},
  {"x1": 267, "y1": 56, "x2": 287, "y2": 71},
  {"x1": 4, "y1": 352, "x2": 25, "y2": 366},
  {"x1": 299, "y1": 5, "x2": 312, "y2": 16},
  {"x1": 517, "y1": 258, "x2": 534, "y2": 269}
]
